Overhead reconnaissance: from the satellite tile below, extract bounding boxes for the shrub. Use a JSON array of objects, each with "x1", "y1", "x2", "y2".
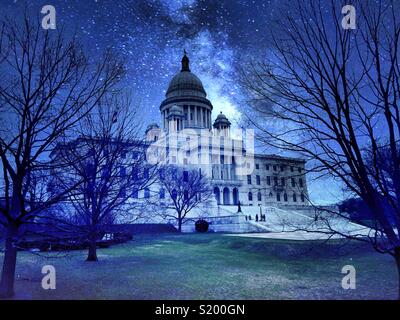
[{"x1": 195, "y1": 219, "x2": 209, "y2": 233}]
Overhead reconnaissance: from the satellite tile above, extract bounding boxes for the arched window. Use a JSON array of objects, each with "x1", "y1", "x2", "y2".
[
  {"x1": 284, "y1": 193, "x2": 288, "y2": 202},
  {"x1": 293, "y1": 193, "x2": 297, "y2": 202},
  {"x1": 301, "y1": 193, "x2": 305, "y2": 202},
  {"x1": 291, "y1": 178, "x2": 295, "y2": 187},
  {"x1": 233, "y1": 188, "x2": 239, "y2": 205},
  {"x1": 299, "y1": 178, "x2": 303, "y2": 187},
  {"x1": 144, "y1": 188, "x2": 150, "y2": 199},
  {"x1": 214, "y1": 187, "x2": 220, "y2": 205},
  {"x1": 159, "y1": 188, "x2": 165, "y2": 199},
  {"x1": 223, "y1": 187, "x2": 230, "y2": 205},
  {"x1": 248, "y1": 192, "x2": 253, "y2": 201},
  {"x1": 257, "y1": 192, "x2": 262, "y2": 201},
  {"x1": 276, "y1": 193, "x2": 281, "y2": 201}
]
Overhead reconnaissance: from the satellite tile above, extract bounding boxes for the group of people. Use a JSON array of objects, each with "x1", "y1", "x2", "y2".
[{"x1": 245, "y1": 214, "x2": 266, "y2": 222}]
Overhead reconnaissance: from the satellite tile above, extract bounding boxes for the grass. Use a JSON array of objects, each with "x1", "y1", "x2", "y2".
[{"x1": 0, "y1": 233, "x2": 398, "y2": 300}]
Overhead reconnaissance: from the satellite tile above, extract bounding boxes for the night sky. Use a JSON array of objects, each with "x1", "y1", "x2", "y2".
[
  {"x1": 0, "y1": 0, "x2": 371, "y2": 204},
  {"x1": 1, "y1": 0, "x2": 284, "y2": 125}
]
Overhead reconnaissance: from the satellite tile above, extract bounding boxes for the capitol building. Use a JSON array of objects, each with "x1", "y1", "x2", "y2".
[{"x1": 142, "y1": 52, "x2": 310, "y2": 231}]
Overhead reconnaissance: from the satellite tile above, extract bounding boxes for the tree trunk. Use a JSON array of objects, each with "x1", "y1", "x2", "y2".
[
  {"x1": 86, "y1": 233, "x2": 98, "y2": 261},
  {"x1": 178, "y1": 211, "x2": 182, "y2": 232},
  {"x1": 0, "y1": 224, "x2": 19, "y2": 298},
  {"x1": 395, "y1": 247, "x2": 400, "y2": 300}
]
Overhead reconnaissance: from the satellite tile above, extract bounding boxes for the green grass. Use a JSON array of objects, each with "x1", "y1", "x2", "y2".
[{"x1": 0, "y1": 233, "x2": 398, "y2": 299}]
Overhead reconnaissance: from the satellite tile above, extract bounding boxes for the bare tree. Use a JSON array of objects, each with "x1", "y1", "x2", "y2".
[
  {"x1": 241, "y1": 0, "x2": 400, "y2": 297},
  {"x1": 0, "y1": 16, "x2": 124, "y2": 297},
  {"x1": 52, "y1": 94, "x2": 158, "y2": 261},
  {"x1": 158, "y1": 165, "x2": 213, "y2": 232}
]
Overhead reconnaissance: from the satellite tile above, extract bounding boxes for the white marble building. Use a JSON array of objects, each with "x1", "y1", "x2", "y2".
[{"x1": 145, "y1": 52, "x2": 310, "y2": 213}]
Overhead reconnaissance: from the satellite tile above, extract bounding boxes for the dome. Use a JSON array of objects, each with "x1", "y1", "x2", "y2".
[
  {"x1": 213, "y1": 112, "x2": 231, "y2": 128},
  {"x1": 166, "y1": 52, "x2": 207, "y2": 99},
  {"x1": 145, "y1": 123, "x2": 160, "y2": 133}
]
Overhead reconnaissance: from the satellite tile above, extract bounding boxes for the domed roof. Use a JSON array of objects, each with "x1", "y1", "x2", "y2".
[
  {"x1": 145, "y1": 123, "x2": 160, "y2": 133},
  {"x1": 166, "y1": 52, "x2": 207, "y2": 99},
  {"x1": 213, "y1": 112, "x2": 231, "y2": 128}
]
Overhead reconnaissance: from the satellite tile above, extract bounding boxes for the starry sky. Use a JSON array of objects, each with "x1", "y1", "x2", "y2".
[
  {"x1": 2, "y1": 0, "x2": 283, "y2": 124},
  {"x1": 0, "y1": 0, "x2": 365, "y2": 204}
]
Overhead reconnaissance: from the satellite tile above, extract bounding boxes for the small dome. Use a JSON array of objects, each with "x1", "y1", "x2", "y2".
[
  {"x1": 145, "y1": 123, "x2": 160, "y2": 133},
  {"x1": 213, "y1": 112, "x2": 231, "y2": 128},
  {"x1": 166, "y1": 52, "x2": 207, "y2": 99}
]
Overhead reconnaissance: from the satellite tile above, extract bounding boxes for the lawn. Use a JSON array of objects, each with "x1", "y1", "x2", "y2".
[{"x1": 0, "y1": 233, "x2": 398, "y2": 300}]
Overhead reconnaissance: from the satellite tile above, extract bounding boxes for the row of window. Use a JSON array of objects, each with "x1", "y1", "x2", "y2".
[
  {"x1": 247, "y1": 175, "x2": 304, "y2": 187},
  {"x1": 255, "y1": 163, "x2": 303, "y2": 173},
  {"x1": 248, "y1": 191, "x2": 306, "y2": 203}
]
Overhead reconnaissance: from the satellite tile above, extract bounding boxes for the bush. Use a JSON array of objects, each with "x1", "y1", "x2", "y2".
[{"x1": 195, "y1": 219, "x2": 209, "y2": 233}]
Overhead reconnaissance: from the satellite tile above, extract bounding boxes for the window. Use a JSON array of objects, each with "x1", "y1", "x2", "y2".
[
  {"x1": 256, "y1": 175, "x2": 260, "y2": 185},
  {"x1": 159, "y1": 188, "x2": 165, "y2": 199},
  {"x1": 144, "y1": 188, "x2": 150, "y2": 199},
  {"x1": 183, "y1": 171, "x2": 188, "y2": 182},
  {"x1": 284, "y1": 193, "x2": 288, "y2": 202},
  {"x1": 257, "y1": 192, "x2": 262, "y2": 201},
  {"x1": 290, "y1": 166, "x2": 294, "y2": 172},
  {"x1": 247, "y1": 175, "x2": 252, "y2": 185},
  {"x1": 293, "y1": 193, "x2": 297, "y2": 202},
  {"x1": 220, "y1": 155, "x2": 225, "y2": 164},
  {"x1": 276, "y1": 193, "x2": 281, "y2": 201},
  {"x1": 298, "y1": 167, "x2": 302, "y2": 173},
  {"x1": 256, "y1": 164, "x2": 259, "y2": 170},
  {"x1": 299, "y1": 178, "x2": 303, "y2": 188},
  {"x1": 269, "y1": 192, "x2": 273, "y2": 197},
  {"x1": 132, "y1": 188, "x2": 139, "y2": 198},
  {"x1": 266, "y1": 164, "x2": 270, "y2": 170},
  {"x1": 280, "y1": 165, "x2": 284, "y2": 172},
  {"x1": 281, "y1": 177, "x2": 285, "y2": 186},
  {"x1": 267, "y1": 176, "x2": 271, "y2": 186},
  {"x1": 184, "y1": 190, "x2": 189, "y2": 201},
  {"x1": 291, "y1": 178, "x2": 295, "y2": 187},
  {"x1": 248, "y1": 192, "x2": 253, "y2": 201},
  {"x1": 301, "y1": 193, "x2": 305, "y2": 202},
  {"x1": 274, "y1": 176, "x2": 278, "y2": 186},
  {"x1": 144, "y1": 168, "x2": 149, "y2": 179},
  {"x1": 273, "y1": 165, "x2": 277, "y2": 171}
]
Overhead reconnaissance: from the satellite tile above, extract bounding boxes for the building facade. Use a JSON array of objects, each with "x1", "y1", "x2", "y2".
[{"x1": 145, "y1": 52, "x2": 309, "y2": 211}]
